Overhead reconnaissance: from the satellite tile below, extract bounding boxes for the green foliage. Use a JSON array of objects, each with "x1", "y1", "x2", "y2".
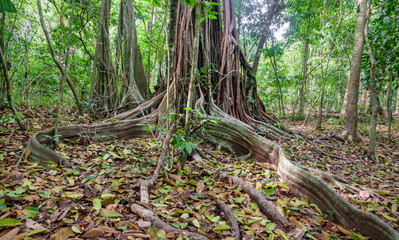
[{"x1": 0, "y1": 0, "x2": 17, "y2": 13}]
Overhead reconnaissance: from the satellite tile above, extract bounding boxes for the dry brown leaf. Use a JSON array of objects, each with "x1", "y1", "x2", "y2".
[
  {"x1": 0, "y1": 227, "x2": 20, "y2": 240},
  {"x1": 50, "y1": 227, "x2": 75, "y2": 240},
  {"x1": 25, "y1": 219, "x2": 46, "y2": 230},
  {"x1": 359, "y1": 190, "x2": 370, "y2": 201},
  {"x1": 196, "y1": 181, "x2": 205, "y2": 194},
  {"x1": 81, "y1": 228, "x2": 104, "y2": 238}
]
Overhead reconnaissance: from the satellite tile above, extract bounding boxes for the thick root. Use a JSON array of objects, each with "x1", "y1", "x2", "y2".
[
  {"x1": 219, "y1": 172, "x2": 292, "y2": 231},
  {"x1": 25, "y1": 114, "x2": 157, "y2": 166},
  {"x1": 215, "y1": 198, "x2": 240, "y2": 240},
  {"x1": 195, "y1": 99, "x2": 399, "y2": 240}
]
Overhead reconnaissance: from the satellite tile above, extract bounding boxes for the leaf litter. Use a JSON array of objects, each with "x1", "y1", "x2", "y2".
[{"x1": 0, "y1": 106, "x2": 398, "y2": 239}]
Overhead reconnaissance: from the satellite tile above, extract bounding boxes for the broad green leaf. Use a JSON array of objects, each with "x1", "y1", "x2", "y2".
[
  {"x1": 0, "y1": 218, "x2": 23, "y2": 227},
  {"x1": 348, "y1": 233, "x2": 366, "y2": 240},
  {"x1": 264, "y1": 188, "x2": 275, "y2": 195},
  {"x1": 26, "y1": 229, "x2": 48, "y2": 236},
  {"x1": 101, "y1": 193, "x2": 115, "y2": 199},
  {"x1": 102, "y1": 210, "x2": 122, "y2": 218},
  {"x1": 71, "y1": 225, "x2": 82, "y2": 233},
  {"x1": 381, "y1": 213, "x2": 397, "y2": 222},
  {"x1": 0, "y1": 0, "x2": 17, "y2": 13},
  {"x1": 192, "y1": 219, "x2": 200, "y2": 228},
  {"x1": 266, "y1": 222, "x2": 276, "y2": 231},
  {"x1": 213, "y1": 223, "x2": 231, "y2": 231},
  {"x1": 93, "y1": 198, "x2": 101, "y2": 214}
]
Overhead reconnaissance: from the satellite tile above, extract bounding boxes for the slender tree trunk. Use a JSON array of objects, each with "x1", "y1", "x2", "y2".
[
  {"x1": 37, "y1": 0, "x2": 83, "y2": 115},
  {"x1": 386, "y1": 68, "x2": 393, "y2": 140},
  {"x1": 251, "y1": 0, "x2": 278, "y2": 76},
  {"x1": 0, "y1": 12, "x2": 6, "y2": 105},
  {"x1": 365, "y1": 26, "x2": 377, "y2": 158},
  {"x1": 298, "y1": 0, "x2": 312, "y2": 115},
  {"x1": 0, "y1": 46, "x2": 25, "y2": 130},
  {"x1": 341, "y1": 0, "x2": 367, "y2": 141},
  {"x1": 396, "y1": 87, "x2": 399, "y2": 116},
  {"x1": 53, "y1": 0, "x2": 75, "y2": 148}
]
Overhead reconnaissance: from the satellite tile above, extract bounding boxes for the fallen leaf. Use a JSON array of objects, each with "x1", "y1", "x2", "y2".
[
  {"x1": 81, "y1": 228, "x2": 104, "y2": 238},
  {"x1": 0, "y1": 227, "x2": 20, "y2": 240},
  {"x1": 359, "y1": 190, "x2": 369, "y2": 201}
]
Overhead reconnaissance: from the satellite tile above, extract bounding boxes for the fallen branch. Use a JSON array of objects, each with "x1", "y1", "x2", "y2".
[{"x1": 130, "y1": 203, "x2": 209, "y2": 240}]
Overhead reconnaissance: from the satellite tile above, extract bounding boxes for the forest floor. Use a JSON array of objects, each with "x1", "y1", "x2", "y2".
[{"x1": 0, "y1": 105, "x2": 398, "y2": 240}]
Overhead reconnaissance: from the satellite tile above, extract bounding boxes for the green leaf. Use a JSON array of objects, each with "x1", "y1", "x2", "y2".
[
  {"x1": 381, "y1": 213, "x2": 397, "y2": 221},
  {"x1": 26, "y1": 229, "x2": 48, "y2": 236},
  {"x1": 0, "y1": 218, "x2": 23, "y2": 227},
  {"x1": 266, "y1": 222, "x2": 276, "y2": 231},
  {"x1": 348, "y1": 233, "x2": 366, "y2": 240},
  {"x1": 213, "y1": 223, "x2": 231, "y2": 231},
  {"x1": 192, "y1": 219, "x2": 200, "y2": 228},
  {"x1": 71, "y1": 225, "x2": 82, "y2": 233},
  {"x1": 102, "y1": 210, "x2": 123, "y2": 218},
  {"x1": 39, "y1": 191, "x2": 50, "y2": 198},
  {"x1": 264, "y1": 188, "x2": 275, "y2": 195},
  {"x1": 101, "y1": 193, "x2": 115, "y2": 199},
  {"x1": 206, "y1": 14, "x2": 217, "y2": 19},
  {"x1": 93, "y1": 198, "x2": 102, "y2": 215},
  {"x1": 0, "y1": 0, "x2": 17, "y2": 13}
]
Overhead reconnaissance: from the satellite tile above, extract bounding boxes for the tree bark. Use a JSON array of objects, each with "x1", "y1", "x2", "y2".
[
  {"x1": 118, "y1": 0, "x2": 147, "y2": 104},
  {"x1": 341, "y1": 0, "x2": 367, "y2": 141},
  {"x1": 53, "y1": 0, "x2": 75, "y2": 148},
  {"x1": 298, "y1": 0, "x2": 312, "y2": 115},
  {"x1": 386, "y1": 68, "x2": 393, "y2": 140},
  {"x1": 251, "y1": 0, "x2": 278, "y2": 77},
  {"x1": 36, "y1": 0, "x2": 83, "y2": 116},
  {"x1": 0, "y1": 46, "x2": 25, "y2": 130},
  {"x1": 90, "y1": 0, "x2": 118, "y2": 110}
]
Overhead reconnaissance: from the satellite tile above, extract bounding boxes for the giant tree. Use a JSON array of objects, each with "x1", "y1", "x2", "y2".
[{"x1": 22, "y1": 0, "x2": 399, "y2": 239}]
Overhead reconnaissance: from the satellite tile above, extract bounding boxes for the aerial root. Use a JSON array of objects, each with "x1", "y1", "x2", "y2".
[
  {"x1": 215, "y1": 198, "x2": 240, "y2": 240},
  {"x1": 218, "y1": 171, "x2": 293, "y2": 231},
  {"x1": 130, "y1": 204, "x2": 209, "y2": 240}
]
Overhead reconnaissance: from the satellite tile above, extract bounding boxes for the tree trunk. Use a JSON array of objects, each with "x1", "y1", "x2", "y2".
[
  {"x1": 118, "y1": 0, "x2": 147, "y2": 104},
  {"x1": 36, "y1": 0, "x2": 83, "y2": 116},
  {"x1": 251, "y1": 0, "x2": 278, "y2": 77},
  {"x1": 53, "y1": 0, "x2": 75, "y2": 148},
  {"x1": 0, "y1": 46, "x2": 25, "y2": 130},
  {"x1": 341, "y1": 0, "x2": 367, "y2": 141},
  {"x1": 90, "y1": 0, "x2": 118, "y2": 110},
  {"x1": 298, "y1": 0, "x2": 312, "y2": 115},
  {"x1": 365, "y1": 22, "x2": 377, "y2": 158},
  {"x1": 395, "y1": 86, "x2": 399, "y2": 116},
  {"x1": 386, "y1": 68, "x2": 393, "y2": 140}
]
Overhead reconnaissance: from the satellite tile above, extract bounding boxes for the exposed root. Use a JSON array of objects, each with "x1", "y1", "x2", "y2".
[
  {"x1": 215, "y1": 198, "x2": 240, "y2": 240},
  {"x1": 25, "y1": 114, "x2": 157, "y2": 166},
  {"x1": 131, "y1": 203, "x2": 209, "y2": 240},
  {"x1": 219, "y1": 172, "x2": 292, "y2": 230},
  {"x1": 195, "y1": 98, "x2": 399, "y2": 239},
  {"x1": 338, "y1": 130, "x2": 367, "y2": 143},
  {"x1": 140, "y1": 124, "x2": 176, "y2": 204}
]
